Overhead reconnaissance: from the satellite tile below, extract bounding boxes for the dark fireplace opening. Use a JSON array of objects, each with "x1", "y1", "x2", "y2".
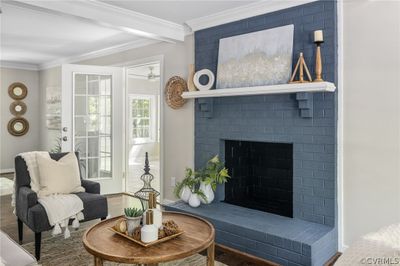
[{"x1": 224, "y1": 140, "x2": 293, "y2": 218}]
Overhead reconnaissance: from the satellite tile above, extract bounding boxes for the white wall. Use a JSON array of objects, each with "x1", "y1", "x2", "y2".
[
  {"x1": 78, "y1": 36, "x2": 195, "y2": 201},
  {"x1": 343, "y1": 0, "x2": 400, "y2": 246},
  {"x1": 39, "y1": 67, "x2": 61, "y2": 152},
  {"x1": 0, "y1": 68, "x2": 40, "y2": 171},
  {"x1": 38, "y1": 36, "x2": 195, "y2": 200}
]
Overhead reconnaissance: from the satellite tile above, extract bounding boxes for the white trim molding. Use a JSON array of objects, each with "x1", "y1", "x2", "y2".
[
  {"x1": 182, "y1": 82, "x2": 336, "y2": 99},
  {"x1": 0, "y1": 168, "x2": 15, "y2": 174},
  {"x1": 11, "y1": 0, "x2": 185, "y2": 42},
  {"x1": 186, "y1": 0, "x2": 318, "y2": 32},
  {"x1": 0, "y1": 61, "x2": 39, "y2": 71},
  {"x1": 40, "y1": 39, "x2": 160, "y2": 70},
  {"x1": 337, "y1": 0, "x2": 345, "y2": 253}
]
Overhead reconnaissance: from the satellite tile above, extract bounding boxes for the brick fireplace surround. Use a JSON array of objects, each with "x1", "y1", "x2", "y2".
[{"x1": 167, "y1": 1, "x2": 338, "y2": 265}]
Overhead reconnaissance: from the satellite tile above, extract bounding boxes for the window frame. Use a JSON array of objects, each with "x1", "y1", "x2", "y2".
[{"x1": 128, "y1": 94, "x2": 156, "y2": 144}]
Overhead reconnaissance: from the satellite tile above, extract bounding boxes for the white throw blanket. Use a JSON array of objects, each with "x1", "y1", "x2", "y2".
[{"x1": 12, "y1": 151, "x2": 84, "y2": 238}]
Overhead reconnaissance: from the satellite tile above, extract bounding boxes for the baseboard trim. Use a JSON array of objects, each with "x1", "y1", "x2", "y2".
[
  {"x1": 0, "y1": 168, "x2": 14, "y2": 174},
  {"x1": 325, "y1": 252, "x2": 342, "y2": 266},
  {"x1": 216, "y1": 243, "x2": 279, "y2": 266}
]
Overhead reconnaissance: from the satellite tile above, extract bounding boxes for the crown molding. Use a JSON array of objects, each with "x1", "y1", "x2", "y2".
[
  {"x1": 11, "y1": 0, "x2": 185, "y2": 42},
  {"x1": 185, "y1": 0, "x2": 318, "y2": 32},
  {"x1": 0, "y1": 61, "x2": 39, "y2": 71},
  {"x1": 40, "y1": 39, "x2": 160, "y2": 70}
]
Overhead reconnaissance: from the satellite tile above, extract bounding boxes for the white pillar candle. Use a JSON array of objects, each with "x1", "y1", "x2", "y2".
[{"x1": 314, "y1": 30, "x2": 324, "y2": 42}]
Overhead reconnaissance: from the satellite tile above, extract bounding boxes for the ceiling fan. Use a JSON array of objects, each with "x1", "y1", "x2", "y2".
[{"x1": 129, "y1": 66, "x2": 160, "y2": 81}]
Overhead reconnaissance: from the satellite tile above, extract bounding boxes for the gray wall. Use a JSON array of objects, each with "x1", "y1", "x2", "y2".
[
  {"x1": 343, "y1": 0, "x2": 400, "y2": 246},
  {"x1": 1, "y1": 67, "x2": 40, "y2": 171},
  {"x1": 194, "y1": 0, "x2": 337, "y2": 227}
]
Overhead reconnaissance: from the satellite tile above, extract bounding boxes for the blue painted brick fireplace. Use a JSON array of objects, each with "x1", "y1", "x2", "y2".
[{"x1": 167, "y1": 1, "x2": 338, "y2": 265}]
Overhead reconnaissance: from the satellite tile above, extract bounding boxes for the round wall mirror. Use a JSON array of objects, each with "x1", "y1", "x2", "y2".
[
  {"x1": 8, "y1": 82, "x2": 28, "y2": 100},
  {"x1": 8, "y1": 117, "x2": 29, "y2": 136},
  {"x1": 10, "y1": 101, "x2": 27, "y2": 116}
]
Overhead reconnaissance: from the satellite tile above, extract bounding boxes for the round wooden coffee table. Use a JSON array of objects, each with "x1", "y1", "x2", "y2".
[{"x1": 83, "y1": 211, "x2": 215, "y2": 266}]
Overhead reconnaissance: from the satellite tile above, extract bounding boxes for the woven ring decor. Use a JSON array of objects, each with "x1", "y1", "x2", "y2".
[{"x1": 165, "y1": 76, "x2": 188, "y2": 109}]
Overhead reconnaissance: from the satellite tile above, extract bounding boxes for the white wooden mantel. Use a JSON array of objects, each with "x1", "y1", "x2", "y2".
[
  {"x1": 182, "y1": 81, "x2": 336, "y2": 99},
  {"x1": 184, "y1": 81, "x2": 336, "y2": 118}
]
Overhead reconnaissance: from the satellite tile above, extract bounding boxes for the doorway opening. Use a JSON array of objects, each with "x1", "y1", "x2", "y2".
[{"x1": 124, "y1": 61, "x2": 162, "y2": 197}]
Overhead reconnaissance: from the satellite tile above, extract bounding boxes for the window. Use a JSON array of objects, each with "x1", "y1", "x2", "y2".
[{"x1": 129, "y1": 95, "x2": 156, "y2": 144}]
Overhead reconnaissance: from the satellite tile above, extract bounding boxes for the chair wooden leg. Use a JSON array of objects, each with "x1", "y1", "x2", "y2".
[
  {"x1": 35, "y1": 232, "x2": 41, "y2": 261},
  {"x1": 17, "y1": 218, "x2": 23, "y2": 244}
]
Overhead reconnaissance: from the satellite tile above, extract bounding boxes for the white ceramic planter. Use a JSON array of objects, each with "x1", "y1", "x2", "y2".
[
  {"x1": 125, "y1": 216, "x2": 142, "y2": 236},
  {"x1": 199, "y1": 181, "x2": 214, "y2": 204},
  {"x1": 188, "y1": 193, "x2": 201, "y2": 208},
  {"x1": 180, "y1": 186, "x2": 192, "y2": 203}
]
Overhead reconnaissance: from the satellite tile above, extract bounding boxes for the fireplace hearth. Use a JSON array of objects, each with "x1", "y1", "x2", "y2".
[{"x1": 224, "y1": 140, "x2": 293, "y2": 218}]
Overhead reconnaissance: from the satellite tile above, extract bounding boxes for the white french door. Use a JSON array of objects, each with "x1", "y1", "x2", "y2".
[{"x1": 61, "y1": 64, "x2": 123, "y2": 194}]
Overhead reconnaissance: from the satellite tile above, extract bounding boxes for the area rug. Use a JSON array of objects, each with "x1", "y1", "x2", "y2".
[
  {"x1": 22, "y1": 228, "x2": 226, "y2": 266},
  {"x1": 0, "y1": 177, "x2": 14, "y2": 196}
]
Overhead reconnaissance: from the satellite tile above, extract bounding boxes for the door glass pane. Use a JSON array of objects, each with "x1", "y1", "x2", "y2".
[{"x1": 74, "y1": 73, "x2": 112, "y2": 179}]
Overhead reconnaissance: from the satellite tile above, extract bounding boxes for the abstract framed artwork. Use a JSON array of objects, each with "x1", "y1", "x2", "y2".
[{"x1": 216, "y1": 24, "x2": 294, "y2": 89}]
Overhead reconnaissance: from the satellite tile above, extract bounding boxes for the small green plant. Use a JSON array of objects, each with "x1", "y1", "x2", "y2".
[
  {"x1": 197, "y1": 155, "x2": 230, "y2": 191},
  {"x1": 174, "y1": 155, "x2": 231, "y2": 199},
  {"x1": 174, "y1": 168, "x2": 198, "y2": 198},
  {"x1": 124, "y1": 207, "x2": 143, "y2": 218}
]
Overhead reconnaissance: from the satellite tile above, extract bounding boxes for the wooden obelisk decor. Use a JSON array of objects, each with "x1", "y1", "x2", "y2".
[
  {"x1": 289, "y1": 52, "x2": 313, "y2": 83},
  {"x1": 313, "y1": 30, "x2": 324, "y2": 82}
]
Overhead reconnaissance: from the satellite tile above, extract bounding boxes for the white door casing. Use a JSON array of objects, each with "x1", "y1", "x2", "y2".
[{"x1": 61, "y1": 64, "x2": 123, "y2": 194}]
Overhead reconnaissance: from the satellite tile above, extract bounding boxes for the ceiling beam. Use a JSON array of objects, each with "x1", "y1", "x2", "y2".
[{"x1": 9, "y1": 0, "x2": 185, "y2": 42}]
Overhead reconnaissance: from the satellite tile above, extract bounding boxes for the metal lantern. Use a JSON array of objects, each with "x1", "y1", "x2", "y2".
[{"x1": 134, "y1": 152, "x2": 160, "y2": 210}]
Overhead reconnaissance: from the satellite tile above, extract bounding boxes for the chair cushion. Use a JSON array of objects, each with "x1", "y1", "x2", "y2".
[
  {"x1": 26, "y1": 192, "x2": 108, "y2": 232},
  {"x1": 75, "y1": 192, "x2": 108, "y2": 221},
  {"x1": 37, "y1": 152, "x2": 84, "y2": 197}
]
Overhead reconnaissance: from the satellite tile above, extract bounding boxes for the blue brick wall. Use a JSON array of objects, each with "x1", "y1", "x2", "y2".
[{"x1": 194, "y1": 0, "x2": 338, "y2": 227}]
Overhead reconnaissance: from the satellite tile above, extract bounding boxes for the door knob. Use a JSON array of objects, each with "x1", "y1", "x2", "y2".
[
  {"x1": 62, "y1": 136, "x2": 68, "y2": 141},
  {"x1": 63, "y1": 127, "x2": 68, "y2": 132}
]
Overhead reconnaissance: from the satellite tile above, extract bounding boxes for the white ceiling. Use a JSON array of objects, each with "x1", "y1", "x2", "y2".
[
  {"x1": 128, "y1": 63, "x2": 160, "y2": 79},
  {"x1": 1, "y1": 4, "x2": 142, "y2": 65},
  {"x1": 101, "y1": 1, "x2": 256, "y2": 24},
  {"x1": 0, "y1": 0, "x2": 304, "y2": 70}
]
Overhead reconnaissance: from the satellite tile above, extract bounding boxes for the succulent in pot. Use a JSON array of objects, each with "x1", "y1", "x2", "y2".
[{"x1": 124, "y1": 207, "x2": 143, "y2": 236}]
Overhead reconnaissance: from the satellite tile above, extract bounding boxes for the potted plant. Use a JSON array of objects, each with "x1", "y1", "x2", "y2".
[
  {"x1": 174, "y1": 168, "x2": 196, "y2": 203},
  {"x1": 188, "y1": 189, "x2": 206, "y2": 208},
  {"x1": 124, "y1": 207, "x2": 143, "y2": 236},
  {"x1": 197, "y1": 155, "x2": 230, "y2": 204}
]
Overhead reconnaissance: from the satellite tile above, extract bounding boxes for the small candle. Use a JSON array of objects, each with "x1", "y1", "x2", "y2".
[{"x1": 314, "y1": 30, "x2": 324, "y2": 42}]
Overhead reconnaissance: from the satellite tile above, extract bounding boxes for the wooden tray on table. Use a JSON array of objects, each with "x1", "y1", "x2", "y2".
[{"x1": 108, "y1": 227, "x2": 184, "y2": 247}]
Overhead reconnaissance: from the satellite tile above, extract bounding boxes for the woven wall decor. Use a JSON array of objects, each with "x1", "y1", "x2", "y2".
[
  {"x1": 165, "y1": 76, "x2": 188, "y2": 109},
  {"x1": 8, "y1": 117, "x2": 29, "y2": 136},
  {"x1": 10, "y1": 101, "x2": 27, "y2": 116},
  {"x1": 8, "y1": 82, "x2": 28, "y2": 100}
]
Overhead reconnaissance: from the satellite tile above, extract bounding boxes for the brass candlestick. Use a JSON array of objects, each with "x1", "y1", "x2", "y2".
[
  {"x1": 313, "y1": 28, "x2": 324, "y2": 82},
  {"x1": 314, "y1": 41, "x2": 324, "y2": 82}
]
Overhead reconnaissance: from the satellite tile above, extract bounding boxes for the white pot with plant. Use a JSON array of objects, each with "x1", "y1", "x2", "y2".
[
  {"x1": 174, "y1": 156, "x2": 230, "y2": 206},
  {"x1": 124, "y1": 207, "x2": 143, "y2": 236},
  {"x1": 198, "y1": 155, "x2": 230, "y2": 204},
  {"x1": 174, "y1": 168, "x2": 196, "y2": 203}
]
